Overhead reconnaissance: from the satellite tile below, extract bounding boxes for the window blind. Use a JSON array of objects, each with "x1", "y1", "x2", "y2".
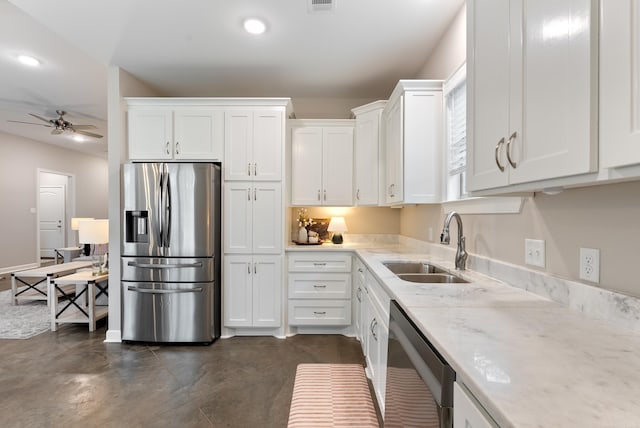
[{"x1": 447, "y1": 80, "x2": 466, "y2": 176}]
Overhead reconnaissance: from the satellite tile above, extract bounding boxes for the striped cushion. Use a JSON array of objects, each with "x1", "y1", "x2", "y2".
[{"x1": 288, "y1": 363, "x2": 379, "y2": 428}]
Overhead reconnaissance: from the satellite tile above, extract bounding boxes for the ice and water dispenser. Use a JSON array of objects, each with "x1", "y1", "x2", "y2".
[{"x1": 125, "y1": 211, "x2": 149, "y2": 243}]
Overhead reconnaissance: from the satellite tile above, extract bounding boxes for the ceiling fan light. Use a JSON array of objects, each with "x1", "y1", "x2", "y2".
[
  {"x1": 244, "y1": 18, "x2": 266, "y2": 35},
  {"x1": 17, "y1": 54, "x2": 40, "y2": 67}
]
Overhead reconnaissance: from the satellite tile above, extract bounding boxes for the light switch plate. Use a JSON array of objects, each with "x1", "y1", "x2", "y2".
[{"x1": 525, "y1": 239, "x2": 546, "y2": 268}]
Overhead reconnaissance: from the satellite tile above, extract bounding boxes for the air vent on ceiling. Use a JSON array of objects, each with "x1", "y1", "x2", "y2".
[{"x1": 308, "y1": 0, "x2": 336, "y2": 13}]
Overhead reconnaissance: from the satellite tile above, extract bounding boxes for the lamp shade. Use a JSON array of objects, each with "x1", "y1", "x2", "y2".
[
  {"x1": 71, "y1": 217, "x2": 94, "y2": 231},
  {"x1": 328, "y1": 217, "x2": 348, "y2": 233},
  {"x1": 78, "y1": 219, "x2": 109, "y2": 244}
]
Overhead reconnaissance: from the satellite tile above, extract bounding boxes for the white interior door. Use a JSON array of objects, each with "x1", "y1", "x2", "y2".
[{"x1": 39, "y1": 185, "x2": 65, "y2": 258}]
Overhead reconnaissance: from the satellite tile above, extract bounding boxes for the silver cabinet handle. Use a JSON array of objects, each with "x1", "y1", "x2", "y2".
[
  {"x1": 254, "y1": 188, "x2": 257, "y2": 201},
  {"x1": 356, "y1": 189, "x2": 360, "y2": 200},
  {"x1": 175, "y1": 141, "x2": 180, "y2": 155},
  {"x1": 166, "y1": 141, "x2": 171, "y2": 155},
  {"x1": 495, "y1": 137, "x2": 505, "y2": 172},
  {"x1": 247, "y1": 188, "x2": 251, "y2": 201},
  {"x1": 370, "y1": 317, "x2": 378, "y2": 340},
  {"x1": 317, "y1": 190, "x2": 321, "y2": 201},
  {"x1": 248, "y1": 163, "x2": 252, "y2": 176},
  {"x1": 356, "y1": 287, "x2": 362, "y2": 302},
  {"x1": 313, "y1": 284, "x2": 327, "y2": 288},
  {"x1": 323, "y1": 190, "x2": 327, "y2": 201},
  {"x1": 254, "y1": 263, "x2": 257, "y2": 274},
  {"x1": 506, "y1": 132, "x2": 517, "y2": 168},
  {"x1": 128, "y1": 286, "x2": 203, "y2": 294},
  {"x1": 247, "y1": 263, "x2": 251, "y2": 274},
  {"x1": 313, "y1": 311, "x2": 327, "y2": 315},
  {"x1": 313, "y1": 262, "x2": 327, "y2": 266},
  {"x1": 253, "y1": 163, "x2": 257, "y2": 176},
  {"x1": 358, "y1": 268, "x2": 364, "y2": 273},
  {"x1": 389, "y1": 183, "x2": 395, "y2": 197}
]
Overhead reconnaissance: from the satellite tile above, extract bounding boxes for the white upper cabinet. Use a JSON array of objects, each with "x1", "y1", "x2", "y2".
[
  {"x1": 224, "y1": 110, "x2": 283, "y2": 181},
  {"x1": 383, "y1": 81, "x2": 443, "y2": 205},
  {"x1": 128, "y1": 107, "x2": 223, "y2": 161},
  {"x1": 224, "y1": 181, "x2": 282, "y2": 254},
  {"x1": 290, "y1": 120, "x2": 354, "y2": 206},
  {"x1": 352, "y1": 101, "x2": 386, "y2": 206},
  {"x1": 600, "y1": 0, "x2": 640, "y2": 169},
  {"x1": 467, "y1": 0, "x2": 598, "y2": 193}
]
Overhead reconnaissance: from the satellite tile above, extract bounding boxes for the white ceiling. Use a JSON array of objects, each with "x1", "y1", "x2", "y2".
[{"x1": 2, "y1": 0, "x2": 464, "y2": 157}]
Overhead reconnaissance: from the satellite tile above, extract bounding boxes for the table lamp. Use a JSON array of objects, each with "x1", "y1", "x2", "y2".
[
  {"x1": 71, "y1": 217, "x2": 94, "y2": 256},
  {"x1": 328, "y1": 217, "x2": 348, "y2": 244},
  {"x1": 78, "y1": 219, "x2": 109, "y2": 275}
]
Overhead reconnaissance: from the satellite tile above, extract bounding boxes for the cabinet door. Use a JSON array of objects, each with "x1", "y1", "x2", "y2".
[
  {"x1": 174, "y1": 109, "x2": 223, "y2": 160},
  {"x1": 600, "y1": 0, "x2": 640, "y2": 168},
  {"x1": 223, "y1": 255, "x2": 253, "y2": 327},
  {"x1": 454, "y1": 382, "x2": 498, "y2": 428},
  {"x1": 322, "y1": 127, "x2": 354, "y2": 206},
  {"x1": 223, "y1": 183, "x2": 252, "y2": 253},
  {"x1": 467, "y1": 0, "x2": 512, "y2": 191},
  {"x1": 511, "y1": 0, "x2": 597, "y2": 184},
  {"x1": 354, "y1": 110, "x2": 380, "y2": 205},
  {"x1": 224, "y1": 111, "x2": 253, "y2": 181},
  {"x1": 384, "y1": 97, "x2": 403, "y2": 204},
  {"x1": 253, "y1": 111, "x2": 283, "y2": 181},
  {"x1": 291, "y1": 127, "x2": 323, "y2": 205},
  {"x1": 128, "y1": 109, "x2": 173, "y2": 160},
  {"x1": 252, "y1": 182, "x2": 282, "y2": 254},
  {"x1": 252, "y1": 255, "x2": 282, "y2": 327}
]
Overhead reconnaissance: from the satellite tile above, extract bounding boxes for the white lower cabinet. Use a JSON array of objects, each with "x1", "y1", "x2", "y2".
[
  {"x1": 223, "y1": 255, "x2": 282, "y2": 328},
  {"x1": 287, "y1": 252, "x2": 352, "y2": 327},
  {"x1": 363, "y1": 270, "x2": 390, "y2": 414},
  {"x1": 454, "y1": 382, "x2": 498, "y2": 428}
]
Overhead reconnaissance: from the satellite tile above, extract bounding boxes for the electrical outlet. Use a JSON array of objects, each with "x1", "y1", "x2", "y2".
[
  {"x1": 525, "y1": 239, "x2": 546, "y2": 268},
  {"x1": 579, "y1": 248, "x2": 600, "y2": 283}
]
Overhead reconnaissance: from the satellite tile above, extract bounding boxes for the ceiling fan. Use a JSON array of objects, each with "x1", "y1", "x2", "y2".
[{"x1": 8, "y1": 110, "x2": 103, "y2": 139}]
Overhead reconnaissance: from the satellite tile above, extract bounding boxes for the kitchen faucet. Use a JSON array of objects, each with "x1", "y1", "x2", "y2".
[{"x1": 440, "y1": 211, "x2": 468, "y2": 270}]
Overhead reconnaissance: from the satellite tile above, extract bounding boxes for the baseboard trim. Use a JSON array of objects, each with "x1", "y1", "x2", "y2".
[{"x1": 104, "y1": 329, "x2": 122, "y2": 343}]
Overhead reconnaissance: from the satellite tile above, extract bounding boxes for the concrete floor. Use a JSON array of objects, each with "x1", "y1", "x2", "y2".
[{"x1": 0, "y1": 323, "x2": 369, "y2": 427}]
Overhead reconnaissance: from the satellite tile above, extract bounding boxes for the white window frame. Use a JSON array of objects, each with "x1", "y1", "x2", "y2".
[{"x1": 443, "y1": 63, "x2": 467, "y2": 201}]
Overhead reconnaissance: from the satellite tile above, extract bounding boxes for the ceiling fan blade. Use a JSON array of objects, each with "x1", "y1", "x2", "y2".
[
  {"x1": 51, "y1": 128, "x2": 63, "y2": 135},
  {"x1": 8, "y1": 120, "x2": 53, "y2": 127},
  {"x1": 29, "y1": 113, "x2": 53, "y2": 124},
  {"x1": 71, "y1": 124, "x2": 97, "y2": 130},
  {"x1": 74, "y1": 129, "x2": 103, "y2": 139}
]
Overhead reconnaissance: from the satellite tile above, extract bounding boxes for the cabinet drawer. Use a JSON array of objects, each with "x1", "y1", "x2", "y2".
[
  {"x1": 288, "y1": 253, "x2": 352, "y2": 273},
  {"x1": 288, "y1": 273, "x2": 351, "y2": 299},
  {"x1": 288, "y1": 300, "x2": 352, "y2": 326}
]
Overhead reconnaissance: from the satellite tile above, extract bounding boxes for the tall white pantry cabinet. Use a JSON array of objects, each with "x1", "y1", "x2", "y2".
[{"x1": 222, "y1": 104, "x2": 288, "y2": 335}]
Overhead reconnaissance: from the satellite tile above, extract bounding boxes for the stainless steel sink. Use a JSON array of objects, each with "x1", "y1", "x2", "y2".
[
  {"x1": 396, "y1": 273, "x2": 469, "y2": 284},
  {"x1": 383, "y1": 261, "x2": 447, "y2": 274}
]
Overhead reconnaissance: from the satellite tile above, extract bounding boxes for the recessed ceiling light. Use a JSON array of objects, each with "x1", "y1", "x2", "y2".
[
  {"x1": 72, "y1": 135, "x2": 85, "y2": 142},
  {"x1": 17, "y1": 54, "x2": 40, "y2": 67},
  {"x1": 244, "y1": 18, "x2": 266, "y2": 35}
]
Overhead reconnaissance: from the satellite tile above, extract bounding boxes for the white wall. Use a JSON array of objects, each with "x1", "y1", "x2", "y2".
[{"x1": 0, "y1": 131, "x2": 107, "y2": 272}]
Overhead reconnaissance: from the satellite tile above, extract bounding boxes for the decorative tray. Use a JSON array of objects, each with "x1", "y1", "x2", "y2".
[{"x1": 292, "y1": 240, "x2": 323, "y2": 246}]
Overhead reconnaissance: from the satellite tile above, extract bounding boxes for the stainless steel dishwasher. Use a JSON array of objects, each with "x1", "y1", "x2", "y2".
[{"x1": 384, "y1": 300, "x2": 456, "y2": 428}]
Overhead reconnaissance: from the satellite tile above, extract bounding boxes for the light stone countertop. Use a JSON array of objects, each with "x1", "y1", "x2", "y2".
[{"x1": 286, "y1": 240, "x2": 640, "y2": 428}]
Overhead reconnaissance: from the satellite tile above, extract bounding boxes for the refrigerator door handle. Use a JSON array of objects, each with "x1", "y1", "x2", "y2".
[
  {"x1": 157, "y1": 169, "x2": 165, "y2": 248},
  {"x1": 127, "y1": 261, "x2": 204, "y2": 269},
  {"x1": 163, "y1": 168, "x2": 172, "y2": 248},
  {"x1": 127, "y1": 286, "x2": 204, "y2": 294}
]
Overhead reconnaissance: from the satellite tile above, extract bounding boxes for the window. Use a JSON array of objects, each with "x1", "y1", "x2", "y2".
[{"x1": 444, "y1": 64, "x2": 467, "y2": 201}]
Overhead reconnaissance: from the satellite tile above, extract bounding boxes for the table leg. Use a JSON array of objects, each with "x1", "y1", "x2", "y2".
[
  {"x1": 49, "y1": 276, "x2": 57, "y2": 332},
  {"x1": 88, "y1": 281, "x2": 95, "y2": 332},
  {"x1": 11, "y1": 274, "x2": 17, "y2": 305}
]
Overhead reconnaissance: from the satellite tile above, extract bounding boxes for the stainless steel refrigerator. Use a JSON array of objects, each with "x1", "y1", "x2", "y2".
[{"x1": 121, "y1": 162, "x2": 221, "y2": 343}]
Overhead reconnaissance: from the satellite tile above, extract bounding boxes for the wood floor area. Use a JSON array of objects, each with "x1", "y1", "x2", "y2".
[{"x1": 0, "y1": 325, "x2": 367, "y2": 427}]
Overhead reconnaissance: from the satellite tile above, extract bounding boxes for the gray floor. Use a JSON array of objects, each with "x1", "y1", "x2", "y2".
[{"x1": 0, "y1": 323, "x2": 370, "y2": 427}]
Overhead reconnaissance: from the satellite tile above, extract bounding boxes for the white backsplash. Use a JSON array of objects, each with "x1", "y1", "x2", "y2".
[{"x1": 396, "y1": 235, "x2": 640, "y2": 333}]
